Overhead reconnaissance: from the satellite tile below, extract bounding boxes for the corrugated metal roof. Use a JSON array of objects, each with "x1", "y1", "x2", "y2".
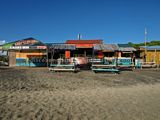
[
  {"x1": 66, "y1": 40, "x2": 103, "y2": 44},
  {"x1": 94, "y1": 44, "x2": 119, "y2": 51},
  {"x1": 140, "y1": 46, "x2": 160, "y2": 50},
  {"x1": 47, "y1": 43, "x2": 76, "y2": 50},
  {"x1": 94, "y1": 44, "x2": 136, "y2": 52},
  {"x1": 117, "y1": 44, "x2": 136, "y2": 52},
  {"x1": 117, "y1": 44, "x2": 132, "y2": 47},
  {"x1": 118, "y1": 47, "x2": 136, "y2": 52}
]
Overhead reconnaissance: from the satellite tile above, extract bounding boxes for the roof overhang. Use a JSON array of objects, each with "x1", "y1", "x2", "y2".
[
  {"x1": 122, "y1": 51, "x2": 133, "y2": 53},
  {"x1": 93, "y1": 44, "x2": 119, "y2": 51},
  {"x1": 47, "y1": 44, "x2": 76, "y2": 50}
]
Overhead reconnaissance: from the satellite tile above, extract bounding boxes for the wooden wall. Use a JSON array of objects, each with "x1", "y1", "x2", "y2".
[{"x1": 146, "y1": 50, "x2": 160, "y2": 64}]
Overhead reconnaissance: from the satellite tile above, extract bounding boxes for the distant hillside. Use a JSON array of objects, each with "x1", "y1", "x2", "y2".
[
  {"x1": 0, "y1": 40, "x2": 5, "y2": 45},
  {"x1": 128, "y1": 40, "x2": 160, "y2": 48}
]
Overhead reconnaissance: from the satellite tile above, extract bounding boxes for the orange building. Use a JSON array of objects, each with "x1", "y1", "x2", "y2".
[{"x1": 65, "y1": 39, "x2": 103, "y2": 58}]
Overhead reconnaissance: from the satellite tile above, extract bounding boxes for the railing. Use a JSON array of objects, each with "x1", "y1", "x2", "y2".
[
  {"x1": 91, "y1": 57, "x2": 135, "y2": 72},
  {"x1": 91, "y1": 57, "x2": 134, "y2": 66},
  {"x1": 49, "y1": 58, "x2": 79, "y2": 72}
]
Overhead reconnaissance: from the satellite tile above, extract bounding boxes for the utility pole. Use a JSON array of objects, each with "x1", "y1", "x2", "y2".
[
  {"x1": 144, "y1": 28, "x2": 147, "y2": 62},
  {"x1": 144, "y1": 28, "x2": 147, "y2": 52},
  {"x1": 78, "y1": 34, "x2": 82, "y2": 40}
]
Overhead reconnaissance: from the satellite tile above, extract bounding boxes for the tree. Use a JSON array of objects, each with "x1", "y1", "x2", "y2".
[{"x1": 128, "y1": 40, "x2": 160, "y2": 48}]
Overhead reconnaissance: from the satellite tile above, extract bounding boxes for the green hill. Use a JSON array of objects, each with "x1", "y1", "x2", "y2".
[{"x1": 128, "y1": 40, "x2": 160, "y2": 48}]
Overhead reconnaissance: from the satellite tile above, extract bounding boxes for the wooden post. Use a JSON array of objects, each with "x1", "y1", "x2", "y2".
[
  {"x1": 154, "y1": 49, "x2": 157, "y2": 64},
  {"x1": 92, "y1": 47, "x2": 94, "y2": 65},
  {"x1": 132, "y1": 53, "x2": 136, "y2": 69},
  {"x1": 46, "y1": 48, "x2": 48, "y2": 67},
  {"x1": 84, "y1": 50, "x2": 86, "y2": 57},
  {"x1": 51, "y1": 49, "x2": 54, "y2": 65},
  {"x1": 116, "y1": 51, "x2": 118, "y2": 67}
]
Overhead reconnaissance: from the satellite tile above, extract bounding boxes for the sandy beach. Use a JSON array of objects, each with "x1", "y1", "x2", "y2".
[{"x1": 0, "y1": 67, "x2": 160, "y2": 120}]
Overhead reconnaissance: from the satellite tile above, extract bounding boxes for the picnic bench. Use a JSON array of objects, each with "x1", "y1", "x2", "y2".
[
  {"x1": 117, "y1": 58, "x2": 135, "y2": 70},
  {"x1": 49, "y1": 64, "x2": 79, "y2": 72},
  {"x1": 139, "y1": 62, "x2": 157, "y2": 69},
  {"x1": 92, "y1": 64, "x2": 120, "y2": 74}
]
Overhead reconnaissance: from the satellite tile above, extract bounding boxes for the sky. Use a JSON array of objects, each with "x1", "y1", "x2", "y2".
[{"x1": 0, "y1": 0, "x2": 160, "y2": 44}]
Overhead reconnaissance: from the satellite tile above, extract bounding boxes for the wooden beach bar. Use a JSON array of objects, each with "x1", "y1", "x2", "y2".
[{"x1": 2, "y1": 38, "x2": 47, "y2": 67}]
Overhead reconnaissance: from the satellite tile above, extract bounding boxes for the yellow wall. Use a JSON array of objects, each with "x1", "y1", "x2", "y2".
[
  {"x1": 146, "y1": 50, "x2": 160, "y2": 64},
  {"x1": 16, "y1": 51, "x2": 46, "y2": 59}
]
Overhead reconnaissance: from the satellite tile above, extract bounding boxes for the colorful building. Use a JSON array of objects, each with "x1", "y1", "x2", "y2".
[
  {"x1": 140, "y1": 46, "x2": 160, "y2": 64},
  {"x1": 93, "y1": 44, "x2": 118, "y2": 58},
  {"x1": 46, "y1": 43, "x2": 76, "y2": 66},
  {"x1": 1, "y1": 38, "x2": 138, "y2": 67},
  {"x1": 2, "y1": 38, "x2": 47, "y2": 67},
  {"x1": 93, "y1": 44, "x2": 136, "y2": 58},
  {"x1": 117, "y1": 44, "x2": 136, "y2": 57},
  {"x1": 65, "y1": 39, "x2": 103, "y2": 58}
]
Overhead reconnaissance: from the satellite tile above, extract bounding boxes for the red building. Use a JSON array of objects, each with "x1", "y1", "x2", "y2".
[{"x1": 65, "y1": 39, "x2": 103, "y2": 58}]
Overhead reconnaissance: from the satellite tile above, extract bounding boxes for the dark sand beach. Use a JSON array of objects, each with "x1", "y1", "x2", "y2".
[{"x1": 0, "y1": 67, "x2": 160, "y2": 120}]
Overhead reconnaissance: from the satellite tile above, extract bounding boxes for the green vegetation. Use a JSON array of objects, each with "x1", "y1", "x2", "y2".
[
  {"x1": 2, "y1": 42, "x2": 16, "y2": 50},
  {"x1": 128, "y1": 40, "x2": 160, "y2": 48}
]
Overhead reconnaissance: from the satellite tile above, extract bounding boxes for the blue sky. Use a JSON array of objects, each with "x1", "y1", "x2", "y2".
[{"x1": 0, "y1": 0, "x2": 160, "y2": 44}]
